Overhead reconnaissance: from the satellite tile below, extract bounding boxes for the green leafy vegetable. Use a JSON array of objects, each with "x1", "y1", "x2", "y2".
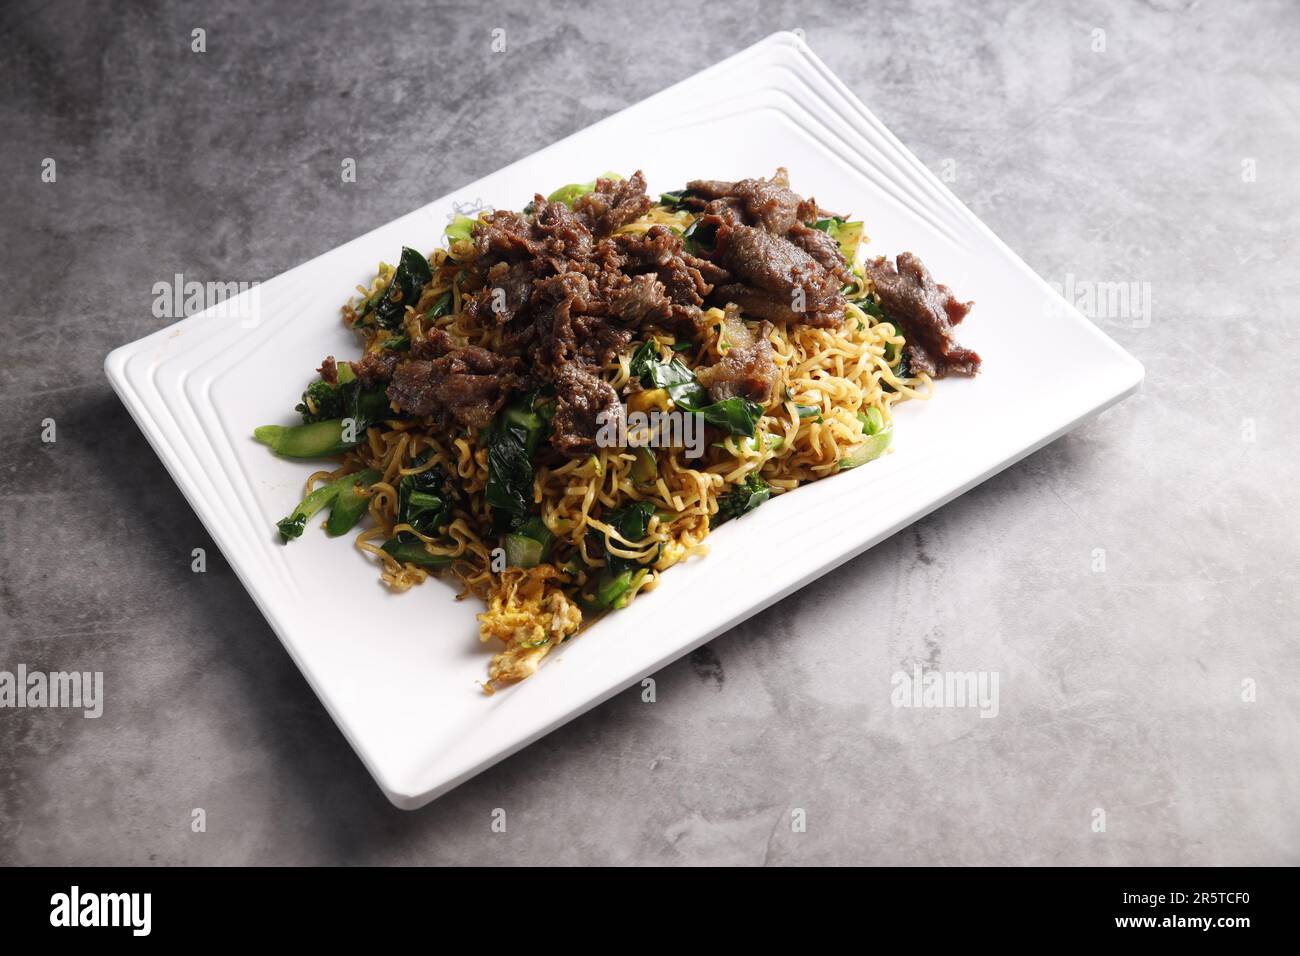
[
  {"x1": 793, "y1": 402, "x2": 823, "y2": 423},
  {"x1": 501, "y1": 516, "x2": 553, "y2": 569},
  {"x1": 295, "y1": 360, "x2": 355, "y2": 423},
  {"x1": 372, "y1": 247, "x2": 433, "y2": 332},
  {"x1": 275, "y1": 482, "x2": 338, "y2": 542},
  {"x1": 682, "y1": 216, "x2": 719, "y2": 255},
  {"x1": 658, "y1": 189, "x2": 696, "y2": 210},
  {"x1": 839, "y1": 408, "x2": 893, "y2": 469},
  {"x1": 294, "y1": 368, "x2": 388, "y2": 426},
  {"x1": 631, "y1": 446, "x2": 657, "y2": 483},
  {"x1": 855, "y1": 296, "x2": 885, "y2": 321},
  {"x1": 628, "y1": 339, "x2": 661, "y2": 380},
  {"x1": 588, "y1": 500, "x2": 656, "y2": 576},
  {"x1": 712, "y1": 474, "x2": 771, "y2": 528},
  {"x1": 485, "y1": 398, "x2": 547, "y2": 517},
  {"x1": 255, "y1": 420, "x2": 355, "y2": 458},
  {"x1": 814, "y1": 217, "x2": 865, "y2": 261},
  {"x1": 257, "y1": 380, "x2": 392, "y2": 458},
  {"x1": 275, "y1": 469, "x2": 379, "y2": 543},
  {"x1": 545, "y1": 172, "x2": 623, "y2": 207},
  {"x1": 397, "y1": 460, "x2": 460, "y2": 538},
  {"x1": 861, "y1": 406, "x2": 886, "y2": 434},
  {"x1": 629, "y1": 339, "x2": 765, "y2": 438},
  {"x1": 296, "y1": 379, "x2": 347, "y2": 423},
  {"x1": 587, "y1": 568, "x2": 647, "y2": 611},
  {"x1": 423, "y1": 290, "x2": 453, "y2": 321},
  {"x1": 503, "y1": 534, "x2": 545, "y2": 569},
  {"x1": 685, "y1": 395, "x2": 764, "y2": 436},
  {"x1": 580, "y1": 500, "x2": 657, "y2": 611},
  {"x1": 381, "y1": 537, "x2": 455, "y2": 567},
  {"x1": 325, "y1": 468, "x2": 381, "y2": 537},
  {"x1": 444, "y1": 216, "x2": 476, "y2": 244}
]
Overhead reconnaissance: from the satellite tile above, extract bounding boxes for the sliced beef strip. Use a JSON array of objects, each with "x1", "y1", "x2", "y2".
[
  {"x1": 317, "y1": 356, "x2": 339, "y2": 385},
  {"x1": 861, "y1": 252, "x2": 980, "y2": 378},
  {"x1": 658, "y1": 256, "x2": 709, "y2": 307},
  {"x1": 473, "y1": 209, "x2": 541, "y2": 261},
  {"x1": 694, "y1": 308, "x2": 778, "y2": 403},
  {"x1": 788, "y1": 222, "x2": 850, "y2": 281},
  {"x1": 572, "y1": 171, "x2": 653, "y2": 237},
  {"x1": 616, "y1": 225, "x2": 677, "y2": 269},
  {"x1": 710, "y1": 224, "x2": 845, "y2": 321},
  {"x1": 574, "y1": 318, "x2": 633, "y2": 369},
  {"x1": 682, "y1": 249, "x2": 731, "y2": 286},
  {"x1": 529, "y1": 297, "x2": 631, "y2": 378},
  {"x1": 387, "y1": 343, "x2": 522, "y2": 429},
  {"x1": 410, "y1": 328, "x2": 462, "y2": 360},
  {"x1": 700, "y1": 197, "x2": 745, "y2": 227},
  {"x1": 551, "y1": 363, "x2": 622, "y2": 458},
  {"x1": 531, "y1": 196, "x2": 594, "y2": 261},
  {"x1": 533, "y1": 269, "x2": 602, "y2": 314},
  {"x1": 686, "y1": 167, "x2": 818, "y2": 235},
  {"x1": 609, "y1": 273, "x2": 673, "y2": 324},
  {"x1": 683, "y1": 179, "x2": 735, "y2": 199},
  {"x1": 464, "y1": 260, "x2": 536, "y2": 326},
  {"x1": 352, "y1": 349, "x2": 401, "y2": 389},
  {"x1": 617, "y1": 225, "x2": 717, "y2": 310},
  {"x1": 707, "y1": 284, "x2": 840, "y2": 329}
]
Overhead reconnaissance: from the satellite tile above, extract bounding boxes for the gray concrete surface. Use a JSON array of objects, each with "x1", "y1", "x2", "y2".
[{"x1": 1, "y1": 0, "x2": 1297, "y2": 865}]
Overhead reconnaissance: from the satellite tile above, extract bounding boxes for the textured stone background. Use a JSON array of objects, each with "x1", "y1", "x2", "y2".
[{"x1": 1, "y1": 0, "x2": 1297, "y2": 865}]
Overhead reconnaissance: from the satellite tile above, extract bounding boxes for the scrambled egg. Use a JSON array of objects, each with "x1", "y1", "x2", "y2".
[{"x1": 478, "y1": 566, "x2": 582, "y2": 690}]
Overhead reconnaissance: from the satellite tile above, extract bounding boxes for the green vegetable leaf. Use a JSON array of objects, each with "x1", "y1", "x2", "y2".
[
  {"x1": 585, "y1": 568, "x2": 647, "y2": 611},
  {"x1": 381, "y1": 537, "x2": 454, "y2": 568},
  {"x1": 840, "y1": 410, "x2": 893, "y2": 469},
  {"x1": 545, "y1": 172, "x2": 623, "y2": 207},
  {"x1": 325, "y1": 468, "x2": 381, "y2": 537},
  {"x1": 856, "y1": 296, "x2": 885, "y2": 321},
  {"x1": 658, "y1": 189, "x2": 697, "y2": 211},
  {"x1": 367, "y1": 247, "x2": 433, "y2": 332},
  {"x1": 423, "y1": 289, "x2": 453, "y2": 321},
  {"x1": 587, "y1": 500, "x2": 656, "y2": 576},
  {"x1": 581, "y1": 500, "x2": 656, "y2": 611},
  {"x1": 682, "y1": 216, "x2": 719, "y2": 255},
  {"x1": 445, "y1": 216, "x2": 476, "y2": 244},
  {"x1": 397, "y1": 459, "x2": 460, "y2": 538},
  {"x1": 255, "y1": 420, "x2": 354, "y2": 458},
  {"x1": 485, "y1": 398, "x2": 547, "y2": 517},
  {"x1": 629, "y1": 339, "x2": 661, "y2": 380},
  {"x1": 276, "y1": 513, "x2": 308, "y2": 542},
  {"x1": 275, "y1": 469, "x2": 377, "y2": 543},
  {"x1": 630, "y1": 341, "x2": 764, "y2": 438},
  {"x1": 794, "y1": 402, "x2": 823, "y2": 423},
  {"x1": 814, "y1": 217, "x2": 864, "y2": 261},
  {"x1": 683, "y1": 395, "x2": 764, "y2": 437},
  {"x1": 712, "y1": 474, "x2": 771, "y2": 528}
]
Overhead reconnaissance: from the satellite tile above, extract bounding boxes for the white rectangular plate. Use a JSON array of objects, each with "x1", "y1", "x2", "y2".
[{"x1": 105, "y1": 32, "x2": 1143, "y2": 808}]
